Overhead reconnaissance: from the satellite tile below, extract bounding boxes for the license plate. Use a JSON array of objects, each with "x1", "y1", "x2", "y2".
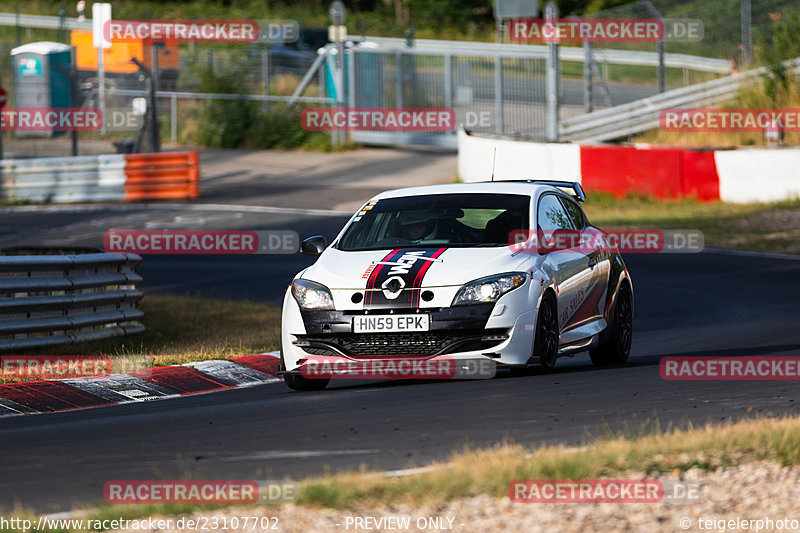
[{"x1": 352, "y1": 314, "x2": 430, "y2": 333}]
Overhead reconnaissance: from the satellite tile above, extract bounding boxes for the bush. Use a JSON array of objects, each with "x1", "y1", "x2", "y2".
[
  {"x1": 187, "y1": 64, "x2": 332, "y2": 150},
  {"x1": 755, "y1": 9, "x2": 800, "y2": 105}
]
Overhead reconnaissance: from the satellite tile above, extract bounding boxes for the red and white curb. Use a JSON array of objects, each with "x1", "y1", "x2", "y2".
[{"x1": 0, "y1": 352, "x2": 281, "y2": 418}]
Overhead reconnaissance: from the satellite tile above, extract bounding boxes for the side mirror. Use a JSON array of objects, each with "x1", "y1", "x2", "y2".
[
  {"x1": 540, "y1": 228, "x2": 576, "y2": 254},
  {"x1": 300, "y1": 235, "x2": 327, "y2": 257}
]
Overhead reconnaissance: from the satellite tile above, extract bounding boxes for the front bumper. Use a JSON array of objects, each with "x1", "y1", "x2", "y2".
[
  {"x1": 295, "y1": 304, "x2": 506, "y2": 356},
  {"x1": 281, "y1": 288, "x2": 539, "y2": 371}
]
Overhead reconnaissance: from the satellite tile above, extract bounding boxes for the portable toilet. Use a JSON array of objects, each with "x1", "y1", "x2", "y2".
[{"x1": 11, "y1": 41, "x2": 72, "y2": 137}]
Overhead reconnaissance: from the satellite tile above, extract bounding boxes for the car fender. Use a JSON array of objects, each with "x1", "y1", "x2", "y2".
[{"x1": 281, "y1": 286, "x2": 308, "y2": 371}]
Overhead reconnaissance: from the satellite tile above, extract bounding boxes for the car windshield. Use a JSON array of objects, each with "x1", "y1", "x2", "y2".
[{"x1": 338, "y1": 193, "x2": 530, "y2": 251}]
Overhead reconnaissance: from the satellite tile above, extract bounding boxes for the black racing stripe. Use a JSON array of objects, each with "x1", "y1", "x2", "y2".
[
  {"x1": 365, "y1": 249, "x2": 402, "y2": 308},
  {"x1": 364, "y1": 248, "x2": 444, "y2": 309}
]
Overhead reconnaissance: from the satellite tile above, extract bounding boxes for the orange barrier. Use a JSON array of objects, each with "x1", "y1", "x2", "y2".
[{"x1": 123, "y1": 151, "x2": 200, "y2": 201}]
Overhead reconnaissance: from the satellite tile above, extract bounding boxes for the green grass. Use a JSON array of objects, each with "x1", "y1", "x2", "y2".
[
  {"x1": 294, "y1": 414, "x2": 800, "y2": 509},
  {"x1": 6, "y1": 294, "x2": 281, "y2": 374}
]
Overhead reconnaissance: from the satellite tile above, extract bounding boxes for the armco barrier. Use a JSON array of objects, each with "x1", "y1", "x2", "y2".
[
  {"x1": 0, "y1": 252, "x2": 144, "y2": 352},
  {"x1": 0, "y1": 154, "x2": 127, "y2": 203},
  {"x1": 458, "y1": 129, "x2": 800, "y2": 203},
  {"x1": 0, "y1": 151, "x2": 200, "y2": 203}
]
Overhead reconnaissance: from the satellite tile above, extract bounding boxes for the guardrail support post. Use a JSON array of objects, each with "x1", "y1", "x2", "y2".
[{"x1": 584, "y1": 41, "x2": 593, "y2": 113}]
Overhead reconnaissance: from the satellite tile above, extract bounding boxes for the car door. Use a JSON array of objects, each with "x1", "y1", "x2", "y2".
[
  {"x1": 559, "y1": 195, "x2": 610, "y2": 330},
  {"x1": 536, "y1": 193, "x2": 593, "y2": 343}
]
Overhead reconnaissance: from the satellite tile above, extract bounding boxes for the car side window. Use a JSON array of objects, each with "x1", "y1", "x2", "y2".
[
  {"x1": 559, "y1": 197, "x2": 585, "y2": 230},
  {"x1": 537, "y1": 194, "x2": 575, "y2": 231}
]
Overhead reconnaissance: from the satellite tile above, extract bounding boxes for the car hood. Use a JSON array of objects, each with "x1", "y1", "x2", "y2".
[{"x1": 300, "y1": 247, "x2": 529, "y2": 289}]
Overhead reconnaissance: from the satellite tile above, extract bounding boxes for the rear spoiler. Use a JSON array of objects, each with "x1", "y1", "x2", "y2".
[{"x1": 484, "y1": 180, "x2": 587, "y2": 202}]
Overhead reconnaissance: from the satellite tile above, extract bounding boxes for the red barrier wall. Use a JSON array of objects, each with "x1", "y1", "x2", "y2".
[{"x1": 580, "y1": 145, "x2": 720, "y2": 200}]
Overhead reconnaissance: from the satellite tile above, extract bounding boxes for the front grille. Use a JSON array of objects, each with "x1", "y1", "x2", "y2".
[{"x1": 295, "y1": 328, "x2": 508, "y2": 356}]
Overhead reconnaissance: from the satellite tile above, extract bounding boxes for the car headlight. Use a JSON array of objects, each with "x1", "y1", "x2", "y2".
[
  {"x1": 452, "y1": 273, "x2": 527, "y2": 306},
  {"x1": 291, "y1": 279, "x2": 334, "y2": 310}
]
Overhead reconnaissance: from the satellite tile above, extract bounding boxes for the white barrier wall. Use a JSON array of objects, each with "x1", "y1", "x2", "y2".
[
  {"x1": 457, "y1": 129, "x2": 581, "y2": 183},
  {"x1": 715, "y1": 148, "x2": 800, "y2": 203}
]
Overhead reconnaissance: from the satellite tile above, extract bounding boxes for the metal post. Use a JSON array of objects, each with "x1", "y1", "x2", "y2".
[
  {"x1": 329, "y1": 0, "x2": 347, "y2": 146},
  {"x1": 741, "y1": 0, "x2": 752, "y2": 68},
  {"x1": 396, "y1": 51, "x2": 403, "y2": 108},
  {"x1": 657, "y1": 39, "x2": 665, "y2": 93},
  {"x1": 150, "y1": 44, "x2": 161, "y2": 152},
  {"x1": 98, "y1": 47, "x2": 106, "y2": 134},
  {"x1": 70, "y1": 51, "x2": 78, "y2": 156},
  {"x1": 444, "y1": 53, "x2": 452, "y2": 111},
  {"x1": 15, "y1": 5, "x2": 20, "y2": 47},
  {"x1": 494, "y1": 55, "x2": 503, "y2": 134},
  {"x1": 261, "y1": 49, "x2": 270, "y2": 110},
  {"x1": 643, "y1": 1, "x2": 666, "y2": 93},
  {"x1": 170, "y1": 93, "x2": 177, "y2": 143},
  {"x1": 583, "y1": 41, "x2": 593, "y2": 113},
  {"x1": 545, "y1": 1, "x2": 559, "y2": 142},
  {"x1": 347, "y1": 45, "x2": 355, "y2": 144}
]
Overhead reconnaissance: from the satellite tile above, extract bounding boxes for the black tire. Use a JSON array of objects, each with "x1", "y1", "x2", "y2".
[
  {"x1": 280, "y1": 347, "x2": 329, "y2": 391},
  {"x1": 534, "y1": 292, "x2": 559, "y2": 372},
  {"x1": 590, "y1": 282, "x2": 633, "y2": 365}
]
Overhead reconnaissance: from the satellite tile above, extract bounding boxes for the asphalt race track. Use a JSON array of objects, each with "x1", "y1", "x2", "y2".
[{"x1": 1, "y1": 206, "x2": 799, "y2": 512}]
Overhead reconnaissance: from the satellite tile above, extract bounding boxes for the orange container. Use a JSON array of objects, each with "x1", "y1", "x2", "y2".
[{"x1": 71, "y1": 30, "x2": 180, "y2": 74}]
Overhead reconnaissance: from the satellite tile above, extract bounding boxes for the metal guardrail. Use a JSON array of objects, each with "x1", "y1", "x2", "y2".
[
  {"x1": 0, "y1": 252, "x2": 144, "y2": 352},
  {"x1": 0, "y1": 155, "x2": 127, "y2": 203},
  {"x1": 560, "y1": 58, "x2": 800, "y2": 142},
  {"x1": 113, "y1": 89, "x2": 332, "y2": 104},
  {"x1": 0, "y1": 13, "x2": 730, "y2": 75},
  {"x1": 361, "y1": 36, "x2": 732, "y2": 74},
  {"x1": 0, "y1": 12, "x2": 91, "y2": 31}
]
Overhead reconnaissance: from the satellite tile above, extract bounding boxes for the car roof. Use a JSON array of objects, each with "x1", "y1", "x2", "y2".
[{"x1": 371, "y1": 181, "x2": 565, "y2": 200}]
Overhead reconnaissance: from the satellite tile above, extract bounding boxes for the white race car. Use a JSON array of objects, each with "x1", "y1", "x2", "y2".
[{"x1": 279, "y1": 180, "x2": 633, "y2": 390}]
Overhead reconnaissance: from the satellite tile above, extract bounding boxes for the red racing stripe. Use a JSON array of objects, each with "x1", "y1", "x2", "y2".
[{"x1": 411, "y1": 247, "x2": 447, "y2": 307}]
